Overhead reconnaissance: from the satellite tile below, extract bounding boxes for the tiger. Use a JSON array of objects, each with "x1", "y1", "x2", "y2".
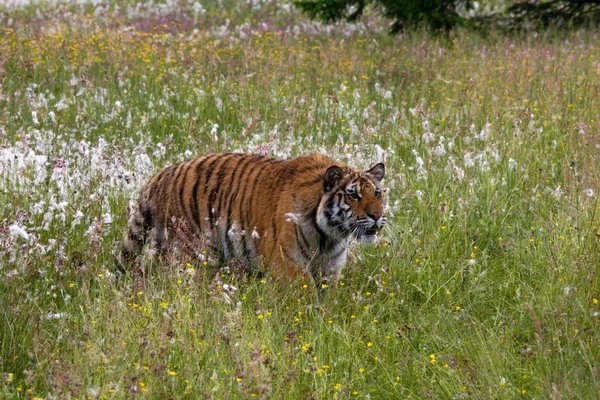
[{"x1": 118, "y1": 153, "x2": 387, "y2": 288}]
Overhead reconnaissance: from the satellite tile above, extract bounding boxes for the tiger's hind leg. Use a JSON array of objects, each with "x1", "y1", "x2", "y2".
[{"x1": 116, "y1": 202, "x2": 154, "y2": 273}]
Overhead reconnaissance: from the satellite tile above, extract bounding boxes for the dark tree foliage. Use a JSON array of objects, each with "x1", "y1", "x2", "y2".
[
  {"x1": 505, "y1": 0, "x2": 600, "y2": 28},
  {"x1": 294, "y1": 0, "x2": 600, "y2": 33},
  {"x1": 295, "y1": 0, "x2": 474, "y2": 32}
]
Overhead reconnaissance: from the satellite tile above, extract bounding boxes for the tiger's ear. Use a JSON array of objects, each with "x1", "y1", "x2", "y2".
[
  {"x1": 324, "y1": 165, "x2": 345, "y2": 192},
  {"x1": 366, "y1": 163, "x2": 385, "y2": 182}
]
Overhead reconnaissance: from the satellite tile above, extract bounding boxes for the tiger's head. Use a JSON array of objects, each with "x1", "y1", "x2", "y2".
[{"x1": 316, "y1": 163, "x2": 387, "y2": 244}]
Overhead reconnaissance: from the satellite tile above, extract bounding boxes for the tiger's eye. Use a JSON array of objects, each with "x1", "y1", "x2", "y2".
[
  {"x1": 346, "y1": 191, "x2": 360, "y2": 201},
  {"x1": 374, "y1": 189, "x2": 382, "y2": 198}
]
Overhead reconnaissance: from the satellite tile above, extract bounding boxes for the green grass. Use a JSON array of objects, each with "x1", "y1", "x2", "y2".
[{"x1": 1, "y1": 1, "x2": 599, "y2": 398}]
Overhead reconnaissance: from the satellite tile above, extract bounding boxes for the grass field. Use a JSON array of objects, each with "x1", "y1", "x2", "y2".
[{"x1": 1, "y1": 1, "x2": 599, "y2": 398}]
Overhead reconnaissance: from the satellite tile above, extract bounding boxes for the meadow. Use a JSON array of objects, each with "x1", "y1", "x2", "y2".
[{"x1": 1, "y1": 0, "x2": 599, "y2": 398}]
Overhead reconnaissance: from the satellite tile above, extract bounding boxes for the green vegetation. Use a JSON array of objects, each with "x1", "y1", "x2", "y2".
[{"x1": 1, "y1": 1, "x2": 599, "y2": 398}]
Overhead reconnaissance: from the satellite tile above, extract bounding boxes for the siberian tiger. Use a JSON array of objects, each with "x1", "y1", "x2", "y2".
[{"x1": 119, "y1": 153, "x2": 387, "y2": 288}]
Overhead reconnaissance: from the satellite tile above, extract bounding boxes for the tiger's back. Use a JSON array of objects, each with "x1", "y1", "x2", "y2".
[{"x1": 120, "y1": 153, "x2": 387, "y2": 286}]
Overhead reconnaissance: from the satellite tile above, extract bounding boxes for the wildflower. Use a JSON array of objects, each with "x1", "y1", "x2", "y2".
[
  {"x1": 429, "y1": 354, "x2": 436, "y2": 365},
  {"x1": 358, "y1": 368, "x2": 365, "y2": 373},
  {"x1": 593, "y1": 298, "x2": 598, "y2": 305},
  {"x1": 8, "y1": 224, "x2": 29, "y2": 240},
  {"x1": 366, "y1": 342, "x2": 373, "y2": 347},
  {"x1": 169, "y1": 371, "x2": 177, "y2": 376},
  {"x1": 455, "y1": 306, "x2": 461, "y2": 311}
]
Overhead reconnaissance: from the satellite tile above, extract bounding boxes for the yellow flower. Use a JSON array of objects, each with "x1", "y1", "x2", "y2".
[
  {"x1": 366, "y1": 342, "x2": 373, "y2": 347},
  {"x1": 429, "y1": 354, "x2": 436, "y2": 365},
  {"x1": 455, "y1": 306, "x2": 461, "y2": 311},
  {"x1": 358, "y1": 368, "x2": 365, "y2": 373},
  {"x1": 593, "y1": 298, "x2": 598, "y2": 305},
  {"x1": 169, "y1": 371, "x2": 177, "y2": 376}
]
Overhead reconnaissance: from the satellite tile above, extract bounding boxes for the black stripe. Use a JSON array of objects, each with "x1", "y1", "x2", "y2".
[
  {"x1": 220, "y1": 155, "x2": 256, "y2": 258},
  {"x1": 294, "y1": 226, "x2": 312, "y2": 263},
  {"x1": 245, "y1": 157, "x2": 276, "y2": 230},
  {"x1": 201, "y1": 154, "x2": 227, "y2": 225},
  {"x1": 323, "y1": 193, "x2": 339, "y2": 220},
  {"x1": 168, "y1": 161, "x2": 188, "y2": 216},
  {"x1": 191, "y1": 155, "x2": 219, "y2": 230},
  {"x1": 295, "y1": 224, "x2": 310, "y2": 249},
  {"x1": 207, "y1": 154, "x2": 237, "y2": 231},
  {"x1": 188, "y1": 156, "x2": 212, "y2": 231},
  {"x1": 214, "y1": 154, "x2": 245, "y2": 256},
  {"x1": 237, "y1": 156, "x2": 271, "y2": 259},
  {"x1": 271, "y1": 192, "x2": 281, "y2": 245},
  {"x1": 329, "y1": 246, "x2": 346, "y2": 261},
  {"x1": 298, "y1": 173, "x2": 326, "y2": 188},
  {"x1": 175, "y1": 161, "x2": 194, "y2": 221},
  {"x1": 295, "y1": 163, "x2": 328, "y2": 175}
]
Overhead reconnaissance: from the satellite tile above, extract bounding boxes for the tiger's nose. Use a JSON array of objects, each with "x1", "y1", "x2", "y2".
[{"x1": 368, "y1": 212, "x2": 383, "y2": 221}]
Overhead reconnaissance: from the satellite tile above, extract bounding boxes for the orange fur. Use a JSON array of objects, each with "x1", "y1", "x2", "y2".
[{"x1": 119, "y1": 153, "x2": 387, "y2": 287}]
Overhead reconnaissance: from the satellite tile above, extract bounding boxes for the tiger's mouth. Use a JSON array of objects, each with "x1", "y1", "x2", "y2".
[
  {"x1": 365, "y1": 227, "x2": 378, "y2": 236},
  {"x1": 352, "y1": 226, "x2": 380, "y2": 244}
]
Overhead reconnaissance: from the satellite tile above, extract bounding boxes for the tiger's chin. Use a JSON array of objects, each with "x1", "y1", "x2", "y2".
[{"x1": 355, "y1": 228, "x2": 380, "y2": 244}]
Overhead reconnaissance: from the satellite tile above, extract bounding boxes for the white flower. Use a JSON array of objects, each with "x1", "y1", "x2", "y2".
[
  {"x1": 9, "y1": 224, "x2": 29, "y2": 240},
  {"x1": 72, "y1": 210, "x2": 85, "y2": 228},
  {"x1": 102, "y1": 213, "x2": 113, "y2": 224},
  {"x1": 452, "y1": 166, "x2": 464, "y2": 181},
  {"x1": 583, "y1": 188, "x2": 595, "y2": 198},
  {"x1": 251, "y1": 228, "x2": 260, "y2": 239}
]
